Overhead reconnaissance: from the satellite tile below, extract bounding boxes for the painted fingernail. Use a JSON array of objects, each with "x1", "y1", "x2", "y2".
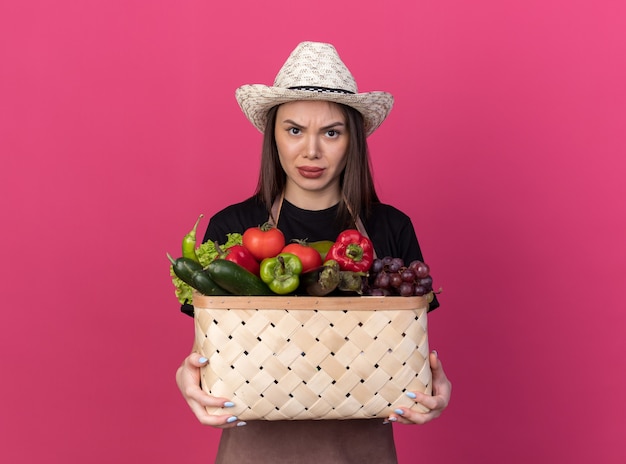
[
  {"x1": 394, "y1": 409, "x2": 404, "y2": 416},
  {"x1": 223, "y1": 401, "x2": 235, "y2": 408},
  {"x1": 405, "y1": 392, "x2": 417, "y2": 399},
  {"x1": 237, "y1": 421, "x2": 247, "y2": 427},
  {"x1": 226, "y1": 416, "x2": 238, "y2": 423},
  {"x1": 198, "y1": 357, "x2": 208, "y2": 364},
  {"x1": 431, "y1": 350, "x2": 438, "y2": 357},
  {"x1": 387, "y1": 416, "x2": 398, "y2": 422}
]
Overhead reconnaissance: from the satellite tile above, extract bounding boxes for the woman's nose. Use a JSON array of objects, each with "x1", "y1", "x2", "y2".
[{"x1": 303, "y1": 135, "x2": 320, "y2": 159}]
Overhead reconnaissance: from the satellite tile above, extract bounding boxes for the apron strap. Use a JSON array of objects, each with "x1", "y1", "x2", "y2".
[
  {"x1": 343, "y1": 194, "x2": 377, "y2": 259},
  {"x1": 268, "y1": 191, "x2": 285, "y2": 227}
]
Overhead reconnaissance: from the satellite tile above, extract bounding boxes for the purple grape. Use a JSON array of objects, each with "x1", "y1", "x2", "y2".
[
  {"x1": 417, "y1": 276, "x2": 433, "y2": 291},
  {"x1": 374, "y1": 272, "x2": 391, "y2": 289},
  {"x1": 370, "y1": 258, "x2": 384, "y2": 274},
  {"x1": 413, "y1": 284, "x2": 428, "y2": 296},
  {"x1": 389, "y1": 272, "x2": 403, "y2": 288},
  {"x1": 400, "y1": 268, "x2": 416, "y2": 282},
  {"x1": 399, "y1": 282, "x2": 414, "y2": 297},
  {"x1": 368, "y1": 288, "x2": 385, "y2": 296},
  {"x1": 409, "y1": 260, "x2": 430, "y2": 279},
  {"x1": 368, "y1": 287, "x2": 392, "y2": 296},
  {"x1": 388, "y1": 258, "x2": 404, "y2": 273}
]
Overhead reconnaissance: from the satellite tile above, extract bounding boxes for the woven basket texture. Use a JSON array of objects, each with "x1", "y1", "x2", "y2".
[{"x1": 193, "y1": 295, "x2": 431, "y2": 420}]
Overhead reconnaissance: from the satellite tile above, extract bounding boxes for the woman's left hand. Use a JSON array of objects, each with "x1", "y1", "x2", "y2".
[{"x1": 386, "y1": 350, "x2": 452, "y2": 425}]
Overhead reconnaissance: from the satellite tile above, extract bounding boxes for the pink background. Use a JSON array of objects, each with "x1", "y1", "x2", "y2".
[{"x1": 1, "y1": 1, "x2": 625, "y2": 462}]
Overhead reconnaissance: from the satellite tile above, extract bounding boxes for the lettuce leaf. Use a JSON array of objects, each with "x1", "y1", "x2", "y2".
[{"x1": 170, "y1": 233, "x2": 243, "y2": 304}]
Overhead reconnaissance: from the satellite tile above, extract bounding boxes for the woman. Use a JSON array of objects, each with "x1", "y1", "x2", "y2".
[{"x1": 176, "y1": 42, "x2": 452, "y2": 464}]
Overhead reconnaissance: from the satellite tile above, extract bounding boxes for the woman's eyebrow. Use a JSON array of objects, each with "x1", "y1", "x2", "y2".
[
  {"x1": 320, "y1": 122, "x2": 346, "y2": 130},
  {"x1": 281, "y1": 119, "x2": 304, "y2": 128},
  {"x1": 281, "y1": 119, "x2": 346, "y2": 130}
]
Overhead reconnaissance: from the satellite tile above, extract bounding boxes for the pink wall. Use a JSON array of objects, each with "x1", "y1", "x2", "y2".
[{"x1": 1, "y1": 1, "x2": 625, "y2": 462}]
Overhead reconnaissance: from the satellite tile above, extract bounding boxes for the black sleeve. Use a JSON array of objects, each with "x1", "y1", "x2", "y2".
[{"x1": 202, "y1": 197, "x2": 267, "y2": 244}]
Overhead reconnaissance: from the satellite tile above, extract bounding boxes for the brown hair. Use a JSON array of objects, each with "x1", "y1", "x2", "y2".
[{"x1": 254, "y1": 103, "x2": 379, "y2": 228}]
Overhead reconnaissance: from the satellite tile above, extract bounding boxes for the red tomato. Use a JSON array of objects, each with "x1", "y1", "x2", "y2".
[
  {"x1": 242, "y1": 225, "x2": 286, "y2": 261},
  {"x1": 222, "y1": 244, "x2": 260, "y2": 276},
  {"x1": 281, "y1": 242, "x2": 323, "y2": 273}
]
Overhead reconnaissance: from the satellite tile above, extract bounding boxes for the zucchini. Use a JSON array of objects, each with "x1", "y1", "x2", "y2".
[
  {"x1": 168, "y1": 254, "x2": 229, "y2": 296},
  {"x1": 299, "y1": 260, "x2": 341, "y2": 296},
  {"x1": 206, "y1": 259, "x2": 274, "y2": 296}
]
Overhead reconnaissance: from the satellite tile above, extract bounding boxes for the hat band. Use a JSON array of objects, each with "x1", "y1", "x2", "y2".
[{"x1": 288, "y1": 85, "x2": 355, "y2": 95}]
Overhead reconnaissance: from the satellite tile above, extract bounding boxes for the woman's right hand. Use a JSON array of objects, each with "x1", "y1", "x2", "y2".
[{"x1": 175, "y1": 352, "x2": 246, "y2": 428}]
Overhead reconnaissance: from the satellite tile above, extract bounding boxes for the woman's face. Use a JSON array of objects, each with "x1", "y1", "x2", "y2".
[{"x1": 274, "y1": 100, "x2": 349, "y2": 208}]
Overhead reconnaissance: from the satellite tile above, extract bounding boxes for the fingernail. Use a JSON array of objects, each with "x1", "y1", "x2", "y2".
[
  {"x1": 226, "y1": 416, "x2": 238, "y2": 423},
  {"x1": 431, "y1": 350, "x2": 438, "y2": 357},
  {"x1": 394, "y1": 409, "x2": 404, "y2": 416},
  {"x1": 405, "y1": 392, "x2": 417, "y2": 399},
  {"x1": 237, "y1": 421, "x2": 247, "y2": 427},
  {"x1": 387, "y1": 416, "x2": 398, "y2": 422},
  {"x1": 198, "y1": 357, "x2": 208, "y2": 364},
  {"x1": 223, "y1": 401, "x2": 235, "y2": 408}
]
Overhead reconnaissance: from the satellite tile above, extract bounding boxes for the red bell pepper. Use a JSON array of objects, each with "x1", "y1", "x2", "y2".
[
  {"x1": 214, "y1": 242, "x2": 260, "y2": 276},
  {"x1": 325, "y1": 229, "x2": 374, "y2": 272}
]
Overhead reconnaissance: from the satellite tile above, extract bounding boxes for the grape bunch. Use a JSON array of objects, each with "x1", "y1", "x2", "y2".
[{"x1": 365, "y1": 256, "x2": 434, "y2": 298}]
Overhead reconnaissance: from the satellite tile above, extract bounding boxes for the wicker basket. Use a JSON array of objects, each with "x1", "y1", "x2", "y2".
[{"x1": 193, "y1": 294, "x2": 431, "y2": 421}]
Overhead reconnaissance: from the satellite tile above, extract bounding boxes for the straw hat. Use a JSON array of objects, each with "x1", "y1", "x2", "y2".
[{"x1": 235, "y1": 42, "x2": 394, "y2": 136}]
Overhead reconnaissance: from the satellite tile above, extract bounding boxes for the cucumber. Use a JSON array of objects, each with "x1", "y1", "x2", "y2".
[
  {"x1": 168, "y1": 254, "x2": 230, "y2": 296},
  {"x1": 191, "y1": 269, "x2": 230, "y2": 296},
  {"x1": 206, "y1": 259, "x2": 274, "y2": 296}
]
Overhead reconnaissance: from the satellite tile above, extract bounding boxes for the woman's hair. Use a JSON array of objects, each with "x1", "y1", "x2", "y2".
[{"x1": 254, "y1": 103, "x2": 379, "y2": 228}]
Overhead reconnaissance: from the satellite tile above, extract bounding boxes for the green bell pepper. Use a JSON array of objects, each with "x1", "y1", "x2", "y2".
[{"x1": 259, "y1": 252, "x2": 303, "y2": 295}]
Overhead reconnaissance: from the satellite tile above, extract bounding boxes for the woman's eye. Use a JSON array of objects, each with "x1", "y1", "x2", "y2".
[
  {"x1": 326, "y1": 130, "x2": 340, "y2": 138},
  {"x1": 288, "y1": 127, "x2": 301, "y2": 135}
]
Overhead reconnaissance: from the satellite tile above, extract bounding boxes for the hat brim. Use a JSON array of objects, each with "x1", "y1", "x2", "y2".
[{"x1": 235, "y1": 84, "x2": 394, "y2": 137}]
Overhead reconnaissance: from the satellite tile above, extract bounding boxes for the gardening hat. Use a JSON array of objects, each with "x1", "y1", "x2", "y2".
[{"x1": 235, "y1": 41, "x2": 394, "y2": 136}]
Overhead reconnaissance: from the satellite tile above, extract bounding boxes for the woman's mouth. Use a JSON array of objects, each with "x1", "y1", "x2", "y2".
[{"x1": 297, "y1": 166, "x2": 325, "y2": 179}]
